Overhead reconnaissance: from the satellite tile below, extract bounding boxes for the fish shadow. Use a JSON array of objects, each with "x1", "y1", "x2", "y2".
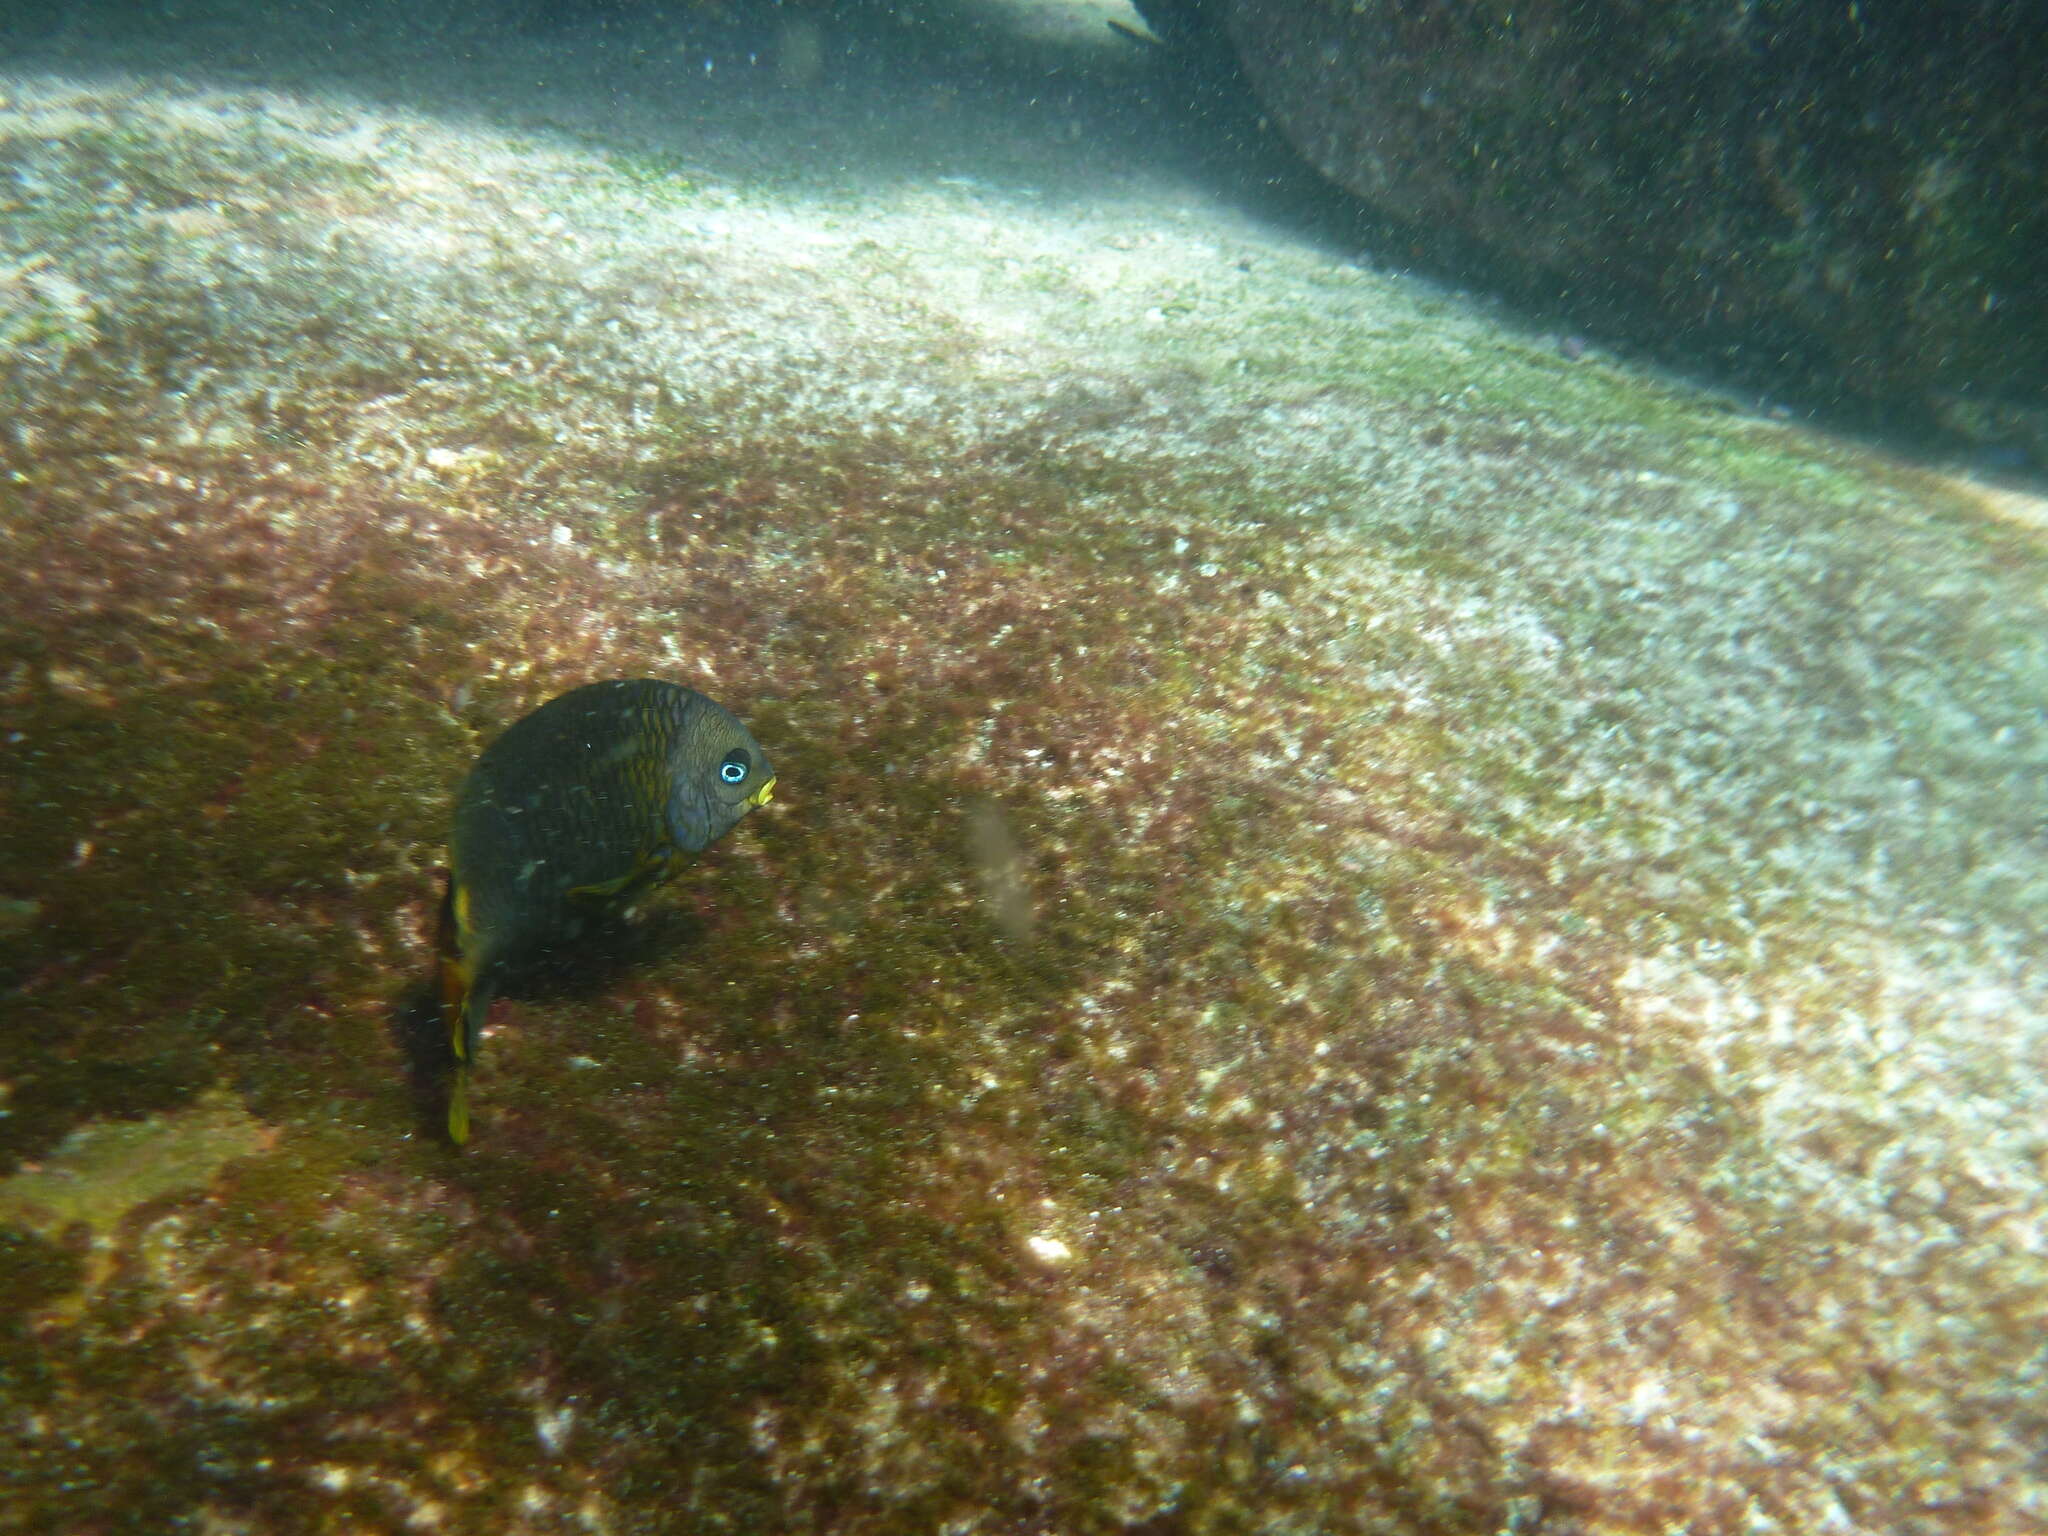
[{"x1": 388, "y1": 905, "x2": 707, "y2": 1146}]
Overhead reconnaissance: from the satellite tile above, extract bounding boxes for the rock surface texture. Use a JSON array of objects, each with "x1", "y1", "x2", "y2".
[
  {"x1": 1, "y1": 3, "x2": 2045, "y2": 1533},
  {"x1": 1153, "y1": 0, "x2": 2048, "y2": 438}
]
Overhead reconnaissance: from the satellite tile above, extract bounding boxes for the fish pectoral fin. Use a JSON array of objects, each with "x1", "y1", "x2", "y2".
[{"x1": 567, "y1": 846, "x2": 675, "y2": 902}]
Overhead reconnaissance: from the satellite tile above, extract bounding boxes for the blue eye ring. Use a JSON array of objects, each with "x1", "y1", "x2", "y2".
[{"x1": 718, "y1": 750, "x2": 750, "y2": 785}]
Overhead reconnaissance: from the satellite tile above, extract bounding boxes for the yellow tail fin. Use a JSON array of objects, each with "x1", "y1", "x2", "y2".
[{"x1": 448, "y1": 1062, "x2": 472, "y2": 1145}]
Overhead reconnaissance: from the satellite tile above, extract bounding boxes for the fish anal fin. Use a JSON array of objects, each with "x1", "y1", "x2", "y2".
[{"x1": 448, "y1": 1066, "x2": 471, "y2": 1145}]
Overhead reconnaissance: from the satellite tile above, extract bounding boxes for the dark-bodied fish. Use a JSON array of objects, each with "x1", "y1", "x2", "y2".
[{"x1": 436, "y1": 678, "x2": 775, "y2": 1143}]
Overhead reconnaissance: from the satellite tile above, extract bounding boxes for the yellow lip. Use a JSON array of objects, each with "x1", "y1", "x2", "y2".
[{"x1": 746, "y1": 775, "x2": 777, "y2": 808}]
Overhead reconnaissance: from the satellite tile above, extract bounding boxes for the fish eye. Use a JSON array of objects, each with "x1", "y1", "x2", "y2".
[{"x1": 718, "y1": 750, "x2": 750, "y2": 785}]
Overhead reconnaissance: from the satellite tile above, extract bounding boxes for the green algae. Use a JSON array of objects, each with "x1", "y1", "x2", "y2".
[
  {"x1": 0, "y1": 1228, "x2": 81, "y2": 1320},
  {"x1": 0, "y1": 1086, "x2": 265, "y2": 1245},
  {"x1": 21, "y1": 115, "x2": 388, "y2": 208},
  {"x1": 602, "y1": 147, "x2": 700, "y2": 204}
]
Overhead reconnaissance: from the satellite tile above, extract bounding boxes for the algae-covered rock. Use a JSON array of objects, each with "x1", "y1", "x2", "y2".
[
  {"x1": 1196, "y1": 0, "x2": 2048, "y2": 428},
  {"x1": 1, "y1": 7, "x2": 2046, "y2": 1534}
]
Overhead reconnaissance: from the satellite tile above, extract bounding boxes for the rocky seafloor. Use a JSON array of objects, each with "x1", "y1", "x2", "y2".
[{"x1": 2, "y1": 4, "x2": 2046, "y2": 1532}]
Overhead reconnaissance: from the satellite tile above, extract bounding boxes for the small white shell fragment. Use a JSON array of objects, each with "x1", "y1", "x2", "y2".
[{"x1": 1024, "y1": 1234, "x2": 1072, "y2": 1266}]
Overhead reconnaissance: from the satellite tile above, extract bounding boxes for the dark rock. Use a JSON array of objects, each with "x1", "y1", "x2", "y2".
[{"x1": 1210, "y1": 0, "x2": 2047, "y2": 423}]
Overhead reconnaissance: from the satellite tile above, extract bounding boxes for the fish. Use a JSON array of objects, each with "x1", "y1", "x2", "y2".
[{"x1": 436, "y1": 678, "x2": 775, "y2": 1143}]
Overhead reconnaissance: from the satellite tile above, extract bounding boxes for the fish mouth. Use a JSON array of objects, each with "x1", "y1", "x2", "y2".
[{"x1": 746, "y1": 775, "x2": 777, "y2": 808}]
